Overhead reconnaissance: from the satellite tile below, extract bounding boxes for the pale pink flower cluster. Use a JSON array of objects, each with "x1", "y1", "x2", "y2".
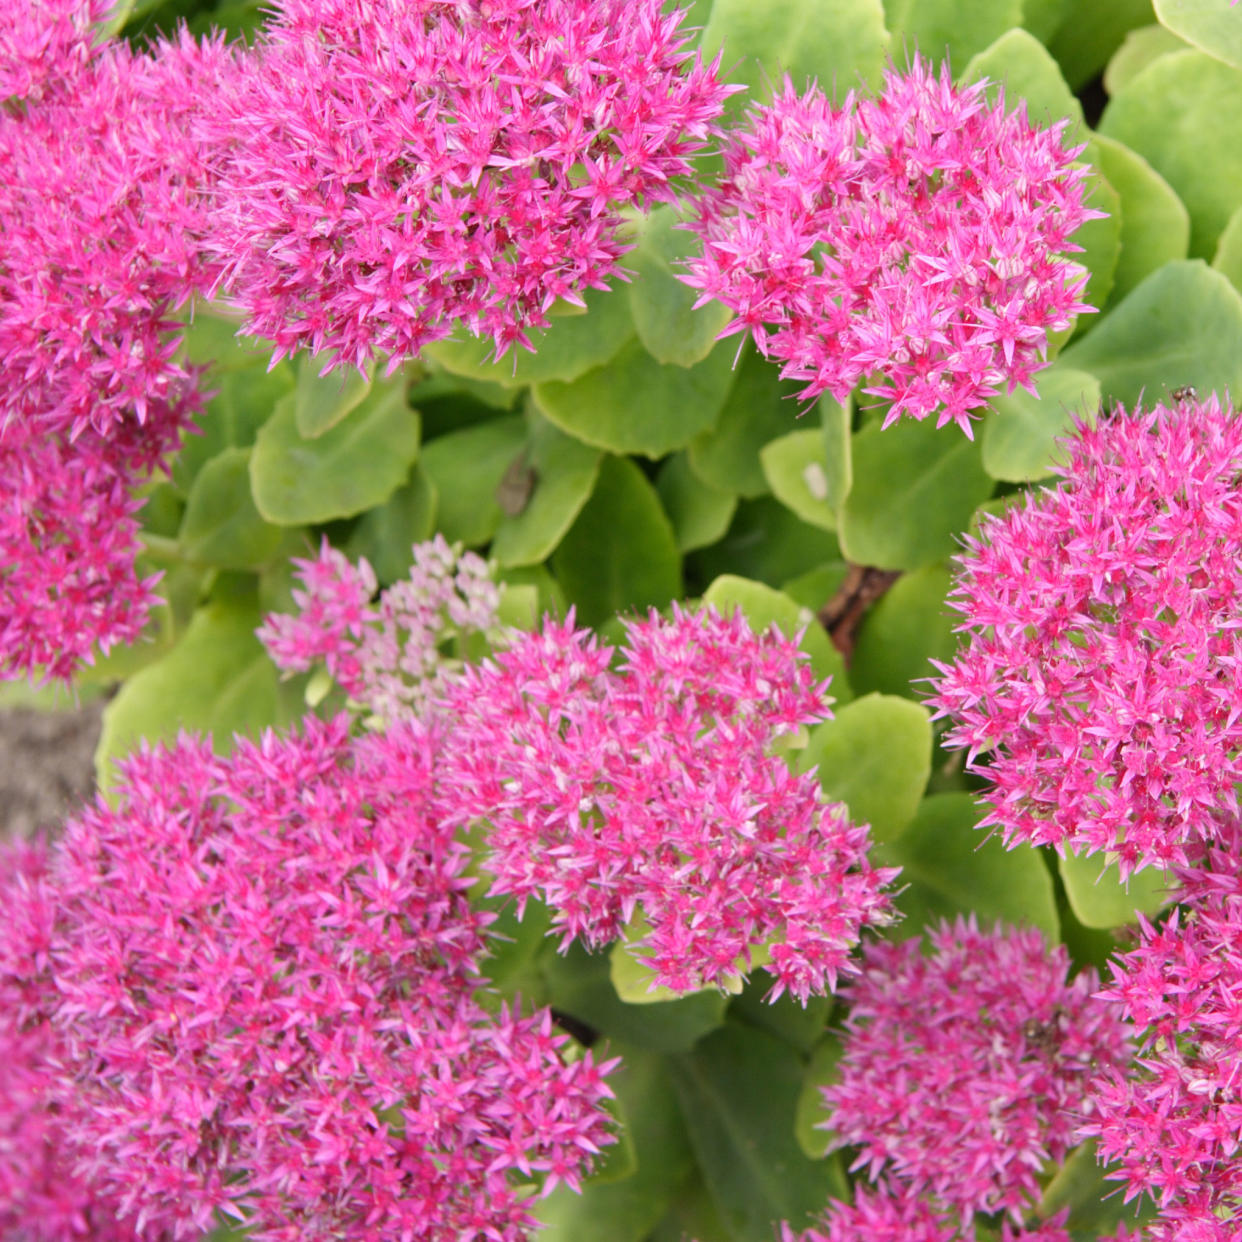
[
  {"x1": 1, "y1": 715, "x2": 616, "y2": 1240},
  {"x1": 684, "y1": 57, "x2": 1096, "y2": 435},
  {"x1": 822, "y1": 919, "x2": 1129, "y2": 1223},
  {"x1": 441, "y1": 606, "x2": 896, "y2": 1001},
  {"x1": 1088, "y1": 818, "x2": 1242, "y2": 1239},
  {"x1": 929, "y1": 395, "x2": 1242, "y2": 878},
  {"x1": 204, "y1": 0, "x2": 734, "y2": 371},
  {"x1": 258, "y1": 536, "x2": 501, "y2": 725}
]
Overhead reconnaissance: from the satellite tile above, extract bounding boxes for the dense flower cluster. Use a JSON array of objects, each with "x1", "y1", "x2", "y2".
[
  {"x1": 441, "y1": 605, "x2": 895, "y2": 1000},
  {"x1": 258, "y1": 535, "x2": 501, "y2": 725},
  {"x1": 0, "y1": 0, "x2": 108, "y2": 100},
  {"x1": 0, "y1": 22, "x2": 231, "y2": 679},
  {"x1": 929, "y1": 395, "x2": 1242, "y2": 878},
  {"x1": 204, "y1": 0, "x2": 733, "y2": 371},
  {"x1": 1088, "y1": 818, "x2": 1242, "y2": 1239},
  {"x1": 684, "y1": 57, "x2": 1095, "y2": 434},
  {"x1": 7, "y1": 716, "x2": 616, "y2": 1240},
  {"x1": 822, "y1": 919, "x2": 1128, "y2": 1221}
]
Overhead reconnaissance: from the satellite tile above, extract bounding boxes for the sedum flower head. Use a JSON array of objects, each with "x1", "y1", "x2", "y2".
[
  {"x1": 928, "y1": 394, "x2": 1242, "y2": 878},
  {"x1": 822, "y1": 918, "x2": 1129, "y2": 1222},
  {"x1": 41, "y1": 715, "x2": 616, "y2": 1240},
  {"x1": 206, "y1": 0, "x2": 734, "y2": 371},
  {"x1": 0, "y1": 0, "x2": 109, "y2": 102},
  {"x1": 684, "y1": 57, "x2": 1095, "y2": 435},
  {"x1": 441, "y1": 605, "x2": 895, "y2": 1002}
]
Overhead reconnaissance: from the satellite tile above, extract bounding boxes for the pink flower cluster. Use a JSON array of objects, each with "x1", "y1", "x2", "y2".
[
  {"x1": 822, "y1": 919, "x2": 1128, "y2": 1222},
  {"x1": 441, "y1": 605, "x2": 895, "y2": 1001},
  {"x1": 1088, "y1": 818, "x2": 1242, "y2": 1239},
  {"x1": 929, "y1": 394, "x2": 1242, "y2": 878},
  {"x1": 0, "y1": 0, "x2": 107, "y2": 100},
  {"x1": 258, "y1": 536, "x2": 501, "y2": 725},
  {"x1": 1, "y1": 716, "x2": 617, "y2": 1241},
  {"x1": 204, "y1": 0, "x2": 733, "y2": 371},
  {"x1": 0, "y1": 12, "x2": 232, "y2": 679},
  {"x1": 684, "y1": 57, "x2": 1095, "y2": 434}
]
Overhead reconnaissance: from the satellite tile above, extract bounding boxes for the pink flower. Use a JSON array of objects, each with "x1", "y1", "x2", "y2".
[
  {"x1": 258, "y1": 536, "x2": 501, "y2": 725},
  {"x1": 40, "y1": 715, "x2": 616, "y2": 1240},
  {"x1": 928, "y1": 394, "x2": 1242, "y2": 878},
  {"x1": 440, "y1": 605, "x2": 895, "y2": 1001},
  {"x1": 0, "y1": 0, "x2": 109, "y2": 102},
  {"x1": 684, "y1": 57, "x2": 1095, "y2": 435},
  {"x1": 204, "y1": 0, "x2": 734, "y2": 372},
  {"x1": 822, "y1": 918, "x2": 1129, "y2": 1222},
  {"x1": 781, "y1": 1186, "x2": 961, "y2": 1242}
]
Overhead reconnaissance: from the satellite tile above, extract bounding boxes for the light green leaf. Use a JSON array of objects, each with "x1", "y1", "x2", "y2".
[
  {"x1": 1073, "y1": 145, "x2": 1123, "y2": 326},
  {"x1": 839, "y1": 419, "x2": 993, "y2": 572},
  {"x1": 1212, "y1": 203, "x2": 1242, "y2": 293},
  {"x1": 491, "y1": 414, "x2": 604, "y2": 567},
  {"x1": 534, "y1": 338, "x2": 736, "y2": 459},
  {"x1": 416, "y1": 416, "x2": 527, "y2": 548},
  {"x1": 657, "y1": 453, "x2": 737, "y2": 553},
  {"x1": 1104, "y1": 23, "x2": 1190, "y2": 94},
  {"x1": 884, "y1": 0, "x2": 1023, "y2": 70},
  {"x1": 1153, "y1": 0, "x2": 1242, "y2": 71},
  {"x1": 1059, "y1": 849, "x2": 1173, "y2": 929},
  {"x1": 796, "y1": 694, "x2": 931, "y2": 841},
  {"x1": 1047, "y1": 0, "x2": 1159, "y2": 91},
  {"x1": 794, "y1": 1035, "x2": 843, "y2": 1158},
  {"x1": 1058, "y1": 259, "x2": 1242, "y2": 404},
  {"x1": 182, "y1": 306, "x2": 270, "y2": 372},
  {"x1": 95, "y1": 593, "x2": 296, "y2": 790},
  {"x1": 423, "y1": 286, "x2": 634, "y2": 387},
  {"x1": 345, "y1": 466, "x2": 438, "y2": 585},
  {"x1": 702, "y1": 574, "x2": 848, "y2": 696},
  {"x1": 981, "y1": 365, "x2": 1100, "y2": 482},
  {"x1": 294, "y1": 355, "x2": 373, "y2": 439},
  {"x1": 1100, "y1": 48, "x2": 1242, "y2": 258},
  {"x1": 877, "y1": 793, "x2": 1060, "y2": 942},
  {"x1": 671, "y1": 1022, "x2": 846, "y2": 1242},
  {"x1": 761, "y1": 430, "x2": 838, "y2": 531},
  {"x1": 551, "y1": 457, "x2": 682, "y2": 627},
  {"x1": 849, "y1": 565, "x2": 957, "y2": 700},
  {"x1": 1091, "y1": 132, "x2": 1191, "y2": 307},
  {"x1": 179, "y1": 448, "x2": 283, "y2": 569},
  {"x1": 628, "y1": 207, "x2": 731, "y2": 366},
  {"x1": 820, "y1": 394, "x2": 852, "y2": 513},
  {"x1": 250, "y1": 379, "x2": 420, "y2": 525},
  {"x1": 962, "y1": 27, "x2": 1084, "y2": 129},
  {"x1": 1021, "y1": 0, "x2": 1068, "y2": 42}
]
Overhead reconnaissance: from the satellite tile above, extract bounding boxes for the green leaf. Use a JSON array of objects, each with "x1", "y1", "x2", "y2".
[
  {"x1": 1090, "y1": 132, "x2": 1191, "y2": 307},
  {"x1": 95, "y1": 593, "x2": 296, "y2": 790},
  {"x1": 794, "y1": 1035, "x2": 843, "y2": 1158},
  {"x1": 701, "y1": 0, "x2": 888, "y2": 116},
  {"x1": 701, "y1": 574, "x2": 849, "y2": 696},
  {"x1": 182, "y1": 306, "x2": 269, "y2": 372},
  {"x1": 657, "y1": 453, "x2": 737, "y2": 553},
  {"x1": 550, "y1": 456, "x2": 682, "y2": 627},
  {"x1": 761, "y1": 430, "x2": 838, "y2": 532},
  {"x1": 1021, "y1": 0, "x2": 1069, "y2": 43},
  {"x1": 877, "y1": 793, "x2": 1060, "y2": 942},
  {"x1": 1153, "y1": 0, "x2": 1242, "y2": 71},
  {"x1": 1104, "y1": 23, "x2": 1190, "y2": 94},
  {"x1": 611, "y1": 936, "x2": 725, "y2": 1006},
  {"x1": 729, "y1": 978, "x2": 831, "y2": 1056},
  {"x1": 1100, "y1": 48, "x2": 1242, "y2": 258},
  {"x1": 418, "y1": 416, "x2": 528, "y2": 547},
  {"x1": 688, "y1": 344, "x2": 803, "y2": 497},
  {"x1": 671, "y1": 1021, "x2": 846, "y2": 1242},
  {"x1": 628, "y1": 207, "x2": 732, "y2": 367},
  {"x1": 1037, "y1": 1141, "x2": 1150, "y2": 1236},
  {"x1": 796, "y1": 694, "x2": 931, "y2": 842},
  {"x1": 542, "y1": 941, "x2": 728, "y2": 1052},
  {"x1": 780, "y1": 562, "x2": 852, "y2": 614},
  {"x1": 179, "y1": 448, "x2": 283, "y2": 569},
  {"x1": 691, "y1": 497, "x2": 843, "y2": 589},
  {"x1": 1072, "y1": 145, "x2": 1124, "y2": 327},
  {"x1": 423, "y1": 286, "x2": 634, "y2": 386},
  {"x1": 294, "y1": 355, "x2": 373, "y2": 439},
  {"x1": 533, "y1": 338, "x2": 736, "y2": 459},
  {"x1": 345, "y1": 466, "x2": 438, "y2": 585},
  {"x1": 1058, "y1": 259, "x2": 1242, "y2": 404},
  {"x1": 1047, "y1": 0, "x2": 1158, "y2": 91},
  {"x1": 884, "y1": 0, "x2": 1024, "y2": 70},
  {"x1": 981, "y1": 365, "x2": 1100, "y2": 482},
  {"x1": 849, "y1": 565, "x2": 957, "y2": 699},
  {"x1": 820, "y1": 394, "x2": 852, "y2": 513},
  {"x1": 536, "y1": 1046, "x2": 695, "y2": 1242},
  {"x1": 962, "y1": 27, "x2": 1084, "y2": 129},
  {"x1": 1212, "y1": 203, "x2": 1242, "y2": 293},
  {"x1": 1059, "y1": 849, "x2": 1173, "y2": 929},
  {"x1": 838, "y1": 418, "x2": 993, "y2": 572},
  {"x1": 491, "y1": 413, "x2": 604, "y2": 567},
  {"x1": 250, "y1": 378, "x2": 420, "y2": 525}
]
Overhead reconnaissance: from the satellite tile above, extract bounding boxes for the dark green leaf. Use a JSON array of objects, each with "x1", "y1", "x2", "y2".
[
  {"x1": 730, "y1": 979, "x2": 831, "y2": 1056},
  {"x1": 690, "y1": 497, "x2": 843, "y2": 589},
  {"x1": 1047, "y1": 0, "x2": 1156, "y2": 90},
  {"x1": 794, "y1": 1034, "x2": 843, "y2": 1158},
  {"x1": 657, "y1": 453, "x2": 738, "y2": 554}
]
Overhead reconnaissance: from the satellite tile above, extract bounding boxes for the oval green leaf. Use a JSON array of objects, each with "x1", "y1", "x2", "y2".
[
  {"x1": 760, "y1": 430, "x2": 838, "y2": 532},
  {"x1": 1154, "y1": 0, "x2": 1242, "y2": 71},
  {"x1": 1059, "y1": 848, "x2": 1173, "y2": 929},
  {"x1": 981, "y1": 365, "x2": 1100, "y2": 482},
  {"x1": 345, "y1": 465, "x2": 439, "y2": 585},
  {"x1": 962, "y1": 27, "x2": 1084, "y2": 129},
  {"x1": 657, "y1": 453, "x2": 737, "y2": 554},
  {"x1": 885, "y1": 0, "x2": 1023, "y2": 70},
  {"x1": 179, "y1": 448, "x2": 284, "y2": 569},
  {"x1": 294, "y1": 355, "x2": 373, "y2": 439}
]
